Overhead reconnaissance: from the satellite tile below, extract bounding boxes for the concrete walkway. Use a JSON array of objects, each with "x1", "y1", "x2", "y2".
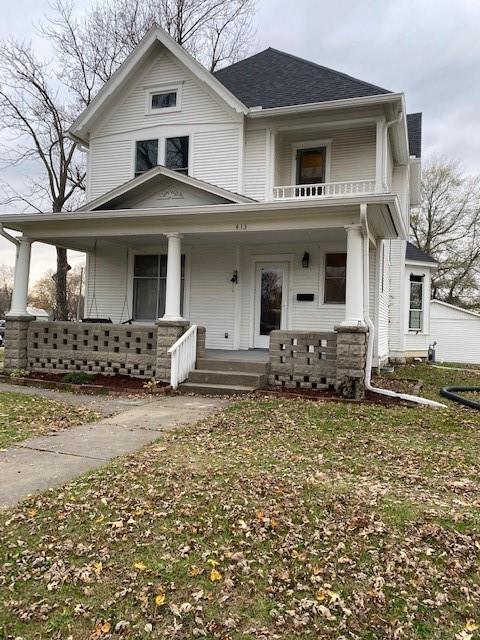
[{"x1": 0, "y1": 392, "x2": 227, "y2": 508}]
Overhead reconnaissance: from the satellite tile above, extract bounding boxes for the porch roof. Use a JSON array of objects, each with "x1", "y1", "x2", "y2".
[{"x1": 0, "y1": 193, "x2": 405, "y2": 252}]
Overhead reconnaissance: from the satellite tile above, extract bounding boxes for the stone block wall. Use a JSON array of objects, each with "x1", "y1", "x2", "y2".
[
  {"x1": 4, "y1": 317, "x2": 35, "y2": 371},
  {"x1": 27, "y1": 321, "x2": 158, "y2": 378},
  {"x1": 155, "y1": 320, "x2": 189, "y2": 380},
  {"x1": 335, "y1": 325, "x2": 368, "y2": 399},
  {"x1": 269, "y1": 330, "x2": 337, "y2": 389}
]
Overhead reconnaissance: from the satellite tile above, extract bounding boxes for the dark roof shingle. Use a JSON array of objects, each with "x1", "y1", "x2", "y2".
[
  {"x1": 406, "y1": 242, "x2": 437, "y2": 264},
  {"x1": 214, "y1": 47, "x2": 392, "y2": 109},
  {"x1": 407, "y1": 113, "x2": 422, "y2": 158}
]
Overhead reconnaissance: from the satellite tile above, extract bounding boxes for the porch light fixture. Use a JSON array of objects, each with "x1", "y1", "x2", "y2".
[
  {"x1": 302, "y1": 252, "x2": 310, "y2": 268},
  {"x1": 230, "y1": 270, "x2": 238, "y2": 284}
]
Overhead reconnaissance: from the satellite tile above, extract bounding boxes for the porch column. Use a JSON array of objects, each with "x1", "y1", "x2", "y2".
[
  {"x1": 341, "y1": 224, "x2": 365, "y2": 327},
  {"x1": 162, "y1": 232, "x2": 184, "y2": 321},
  {"x1": 7, "y1": 237, "x2": 32, "y2": 317}
]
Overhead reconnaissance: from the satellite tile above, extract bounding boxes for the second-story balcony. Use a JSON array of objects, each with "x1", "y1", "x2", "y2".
[{"x1": 272, "y1": 179, "x2": 379, "y2": 200}]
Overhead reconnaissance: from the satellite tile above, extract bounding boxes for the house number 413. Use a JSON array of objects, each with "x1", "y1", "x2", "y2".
[{"x1": 235, "y1": 223, "x2": 247, "y2": 230}]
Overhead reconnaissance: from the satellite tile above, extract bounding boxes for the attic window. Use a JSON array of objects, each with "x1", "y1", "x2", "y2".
[
  {"x1": 152, "y1": 91, "x2": 177, "y2": 110},
  {"x1": 145, "y1": 85, "x2": 182, "y2": 114}
]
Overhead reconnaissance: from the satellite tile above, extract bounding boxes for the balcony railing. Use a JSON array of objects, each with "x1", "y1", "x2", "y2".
[{"x1": 273, "y1": 180, "x2": 377, "y2": 200}]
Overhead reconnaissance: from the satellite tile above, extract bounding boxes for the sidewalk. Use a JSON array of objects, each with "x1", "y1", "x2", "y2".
[{"x1": 0, "y1": 393, "x2": 227, "y2": 508}]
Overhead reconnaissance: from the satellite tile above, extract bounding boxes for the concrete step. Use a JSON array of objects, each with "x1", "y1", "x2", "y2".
[
  {"x1": 188, "y1": 369, "x2": 266, "y2": 387},
  {"x1": 178, "y1": 382, "x2": 255, "y2": 396},
  {"x1": 196, "y1": 358, "x2": 268, "y2": 374}
]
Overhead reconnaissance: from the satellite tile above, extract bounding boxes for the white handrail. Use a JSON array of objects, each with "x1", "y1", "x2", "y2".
[
  {"x1": 168, "y1": 324, "x2": 198, "y2": 389},
  {"x1": 272, "y1": 180, "x2": 377, "y2": 200}
]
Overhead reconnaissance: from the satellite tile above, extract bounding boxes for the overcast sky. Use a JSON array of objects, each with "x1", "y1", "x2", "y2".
[{"x1": 1, "y1": 0, "x2": 480, "y2": 281}]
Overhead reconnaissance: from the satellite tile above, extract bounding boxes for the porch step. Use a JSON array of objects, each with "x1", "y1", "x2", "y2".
[
  {"x1": 178, "y1": 382, "x2": 255, "y2": 396},
  {"x1": 196, "y1": 358, "x2": 267, "y2": 374},
  {"x1": 188, "y1": 369, "x2": 266, "y2": 387}
]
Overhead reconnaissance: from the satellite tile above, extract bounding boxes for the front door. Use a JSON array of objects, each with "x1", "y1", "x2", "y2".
[{"x1": 254, "y1": 262, "x2": 289, "y2": 348}]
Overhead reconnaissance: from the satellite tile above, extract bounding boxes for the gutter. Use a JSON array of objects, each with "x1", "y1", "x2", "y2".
[
  {"x1": 359, "y1": 206, "x2": 446, "y2": 408},
  {"x1": 247, "y1": 93, "x2": 405, "y2": 118}
]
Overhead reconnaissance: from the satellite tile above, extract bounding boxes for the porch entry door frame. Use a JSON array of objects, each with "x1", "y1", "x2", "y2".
[{"x1": 252, "y1": 256, "x2": 292, "y2": 349}]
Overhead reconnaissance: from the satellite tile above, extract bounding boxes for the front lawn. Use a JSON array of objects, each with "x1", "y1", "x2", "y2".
[
  {"x1": 0, "y1": 366, "x2": 479, "y2": 639},
  {"x1": 0, "y1": 391, "x2": 98, "y2": 449}
]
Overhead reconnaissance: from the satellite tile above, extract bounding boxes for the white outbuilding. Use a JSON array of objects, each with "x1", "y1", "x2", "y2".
[{"x1": 430, "y1": 300, "x2": 480, "y2": 365}]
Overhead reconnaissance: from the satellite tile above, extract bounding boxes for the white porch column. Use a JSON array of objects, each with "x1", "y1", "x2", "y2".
[
  {"x1": 162, "y1": 232, "x2": 184, "y2": 321},
  {"x1": 340, "y1": 224, "x2": 365, "y2": 327},
  {"x1": 7, "y1": 237, "x2": 32, "y2": 317}
]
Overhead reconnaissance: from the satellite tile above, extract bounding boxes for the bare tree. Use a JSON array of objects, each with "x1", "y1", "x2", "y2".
[
  {"x1": 0, "y1": 265, "x2": 14, "y2": 318},
  {"x1": 42, "y1": 0, "x2": 255, "y2": 109},
  {"x1": 410, "y1": 158, "x2": 480, "y2": 309},
  {"x1": 29, "y1": 264, "x2": 85, "y2": 320},
  {"x1": 0, "y1": 40, "x2": 86, "y2": 320},
  {"x1": 0, "y1": 0, "x2": 254, "y2": 321}
]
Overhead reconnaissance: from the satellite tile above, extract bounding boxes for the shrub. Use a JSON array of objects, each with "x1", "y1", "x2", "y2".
[
  {"x1": 9, "y1": 369, "x2": 30, "y2": 378},
  {"x1": 62, "y1": 371, "x2": 95, "y2": 385}
]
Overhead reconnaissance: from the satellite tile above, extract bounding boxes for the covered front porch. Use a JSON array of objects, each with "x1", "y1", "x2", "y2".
[{"x1": 0, "y1": 177, "x2": 403, "y2": 396}]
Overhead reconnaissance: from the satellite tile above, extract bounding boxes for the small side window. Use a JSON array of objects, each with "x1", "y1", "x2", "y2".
[{"x1": 409, "y1": 274, "x2": 424, "y2": 330}]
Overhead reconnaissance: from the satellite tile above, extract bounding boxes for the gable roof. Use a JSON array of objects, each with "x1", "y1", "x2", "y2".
[
  {"x1": 406, "y1": 242, "x2": 437, "y2": 265},
  {"x1": 69, "y1": 25, "x2": 248, "y2": 145},
  {"x1": 78, "y1": 165, "x2": 255, "y2": 212},
  {"x1": 214, "y1": 47, "x2": 392, "y2": 109},
  {"x1": 407, "y1": 113, "x2": 422, "y2": 158}
]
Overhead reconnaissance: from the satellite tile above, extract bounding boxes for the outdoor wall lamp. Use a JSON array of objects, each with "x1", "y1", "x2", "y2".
[
  {"x1": 230, "y1": 270, "x2": 238, "y2": 284},
  {"x1": 302, "y1": 252, "x2": 310, "y2": 268}
]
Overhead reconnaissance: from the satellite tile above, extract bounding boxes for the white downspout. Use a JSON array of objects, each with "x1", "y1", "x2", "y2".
[{"x1": 359, "y1": 207, "x2": 446, "y2": 408}]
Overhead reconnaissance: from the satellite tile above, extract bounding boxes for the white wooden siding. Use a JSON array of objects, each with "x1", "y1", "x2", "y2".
[
  {"x1": 85, "y1": 246, "x2": 131, "y2": 322},
  {"x1": 188, "y1": 246, "x2": 237, "y2": 349},
  {"x1": 430, "y1": 301, "x2": 480, "y2": 364},
  {"x1": 375, "y1": 241, "x2": 390, "y2": 362},
  {"x1": 95, "y1": 48, "x2": 235, "y2": 139},
  {"x1": 88, "y1": 139, "x2": 133, "y2": 200},
  {"x1": 244, "y1": 129, "x2": 267, "y2": 200},
  {"x1": 192, "y1": 129, "x2": 241, "y2": 193},
  {"x1": 276, "y1": 125, "x2": 376, "y2": 187},
  {"x1": 388, "y1": 239, "x2": 406, "y2": 355}
]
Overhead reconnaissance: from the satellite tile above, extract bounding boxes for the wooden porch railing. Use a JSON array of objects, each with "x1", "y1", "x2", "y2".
[
  {"x1": 272, "y1": 180, "x2": 377, "y2": 200},
  {"x1": 168, "y1": 324, "x2": 198, "y2": 389}
]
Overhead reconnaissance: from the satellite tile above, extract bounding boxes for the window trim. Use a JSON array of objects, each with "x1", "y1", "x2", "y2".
[
  {"x1": 291, "y1": 139, "x2": 332, "y2": 185},
  {"x1": 144, "y1": 83, "x2": 182, "y2": 115},
  {"x1": 408, "y1": 273, "x2": 424, "y2": 332}
]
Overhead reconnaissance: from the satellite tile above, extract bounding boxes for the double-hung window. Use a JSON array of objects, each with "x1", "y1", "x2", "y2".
[
  {"x1": 135, "y1": 139, "x2": 158, "y2": 177},
  {"x1": 409, "y1": 274, "x2": 424, "y2": 330},
  {"x1": 133, "y1": 254, "x2": 185, "y2": 321},
  {"x1": 324, "y1": 253, "x2": 347, "y2": 303},
  {"x1": 134, "y1": 136, "x2": 189, "y2": 177}
]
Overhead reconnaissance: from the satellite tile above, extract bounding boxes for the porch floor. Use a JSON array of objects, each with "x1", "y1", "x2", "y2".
[{"x1": 204, "y1": 349, "x2": 269, "y2": 363}]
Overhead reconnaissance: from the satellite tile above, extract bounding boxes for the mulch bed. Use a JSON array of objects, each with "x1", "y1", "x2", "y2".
[
  {"x1": 257, "y1": 377, "x2": 423, "y2": 407},
  {"x1": 0, "y1": 372, "x2": 169, "y2": 395}
]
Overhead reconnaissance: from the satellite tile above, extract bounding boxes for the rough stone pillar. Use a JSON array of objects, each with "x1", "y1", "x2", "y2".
[
  {"x1": 335, "y1": 325, "x2": 368, "y2": 399},
  {"x1": 4, "y1": 316, "x2": 35, "y2": 372},
  {"x1": 196, "y1": 326, "x2": 206, "y2": 359},
  {"x1": 155, "y1": 320, "x2": 190, "y2": 381}
]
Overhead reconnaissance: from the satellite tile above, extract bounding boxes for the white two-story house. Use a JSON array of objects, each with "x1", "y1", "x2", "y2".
[{"x1": 0, "y1": 25, "x2": 436, "y2": 396}]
